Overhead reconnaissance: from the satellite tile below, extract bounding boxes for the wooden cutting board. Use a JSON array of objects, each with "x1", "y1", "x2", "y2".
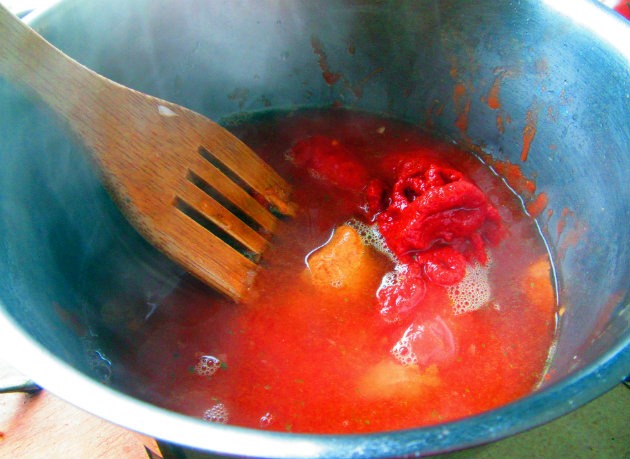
[{"x1": 0, "y1": 359, "x2": 160, "y2": 459}]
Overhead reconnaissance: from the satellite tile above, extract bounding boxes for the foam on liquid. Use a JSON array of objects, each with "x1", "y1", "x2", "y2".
[
  {"x1": 346, "y1": 218, "x2": 493, "y2": 316},
  {"x1": 447, "y1": 254, "x2": 493, "y2": 315},
  {"x1": 194, "y1": 355, "x2": 222, "y2": 377},
  {"x1": 345, "y1": 218, "x2": 396, "y2": 262},
  {"x1": 391, "y1": 323, "x2": 423, "y2": 366},
  {"x1": 203, "y1": 403, "x2": 229, "y2": 424}
]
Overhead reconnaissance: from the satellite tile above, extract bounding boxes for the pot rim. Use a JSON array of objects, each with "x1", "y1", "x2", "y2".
[
  {"x1": 1, "y1": 308, "x2": 628, "y2": 458},
  {"x1": 1, "y1": 1, "x2": 629, "y2": 457}
]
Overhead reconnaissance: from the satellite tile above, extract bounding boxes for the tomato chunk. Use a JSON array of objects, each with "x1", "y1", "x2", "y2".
[{"x1": 289, "y1": 135, "x2": 368, "y2": 192}]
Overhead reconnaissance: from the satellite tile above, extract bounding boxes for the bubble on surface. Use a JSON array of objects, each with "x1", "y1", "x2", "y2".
[
  {"x1": 203, "y1": 403, "x2": 229, "y2": 424},
  {"x1": 391, "y1": 316, "x2": 456, "y2": 367},
  {"x1": 345, "y1": 218, "x2": 396, "y2": 261},
  {"x1": 330, "y1": 279, "x2": 343, "y2": 288},
  {"x1": 391, "y1": 324, "x2": 422, "y2": 366},
  {"x1": 259, "y1": 412, "x2": 275, "y2": 428},
  {"x1": 345, "y1": 219, "x2": 493, "y2": 317},
  {"x1": 447, "y1": 252, "x2": 493, "y2": 315},
  {"x1": 194, "y1": 355, "x2": 222, "y2": 377},
  {"x1": 377, "y1": 263, "x2": 410, "y2": 291},
  {"x1": 377, "y1": 270, "x2": 398, "y2": 292}
]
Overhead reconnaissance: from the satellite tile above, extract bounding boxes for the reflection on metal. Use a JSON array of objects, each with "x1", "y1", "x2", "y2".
[
  {"x1": 543, "y1": 0, "x2": 630, "y2": 62},
  {"x1": 82, "y1": 336, "x2": 112, "y2": 385},
  {"x1": 0, "y1": 380, "x2": 41, "y2": 394}
]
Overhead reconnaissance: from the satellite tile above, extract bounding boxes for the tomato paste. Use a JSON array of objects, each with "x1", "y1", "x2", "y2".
[{"x1": 286, "y1": 133, "x2": 506, "y2": 321}]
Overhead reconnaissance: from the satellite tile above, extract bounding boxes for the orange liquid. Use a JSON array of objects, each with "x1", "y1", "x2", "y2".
[{"x1": 116, "y1": 109, "x2": 556, "y2": 434}]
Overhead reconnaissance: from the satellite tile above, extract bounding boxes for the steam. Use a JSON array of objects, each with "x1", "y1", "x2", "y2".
[{"x1": 0, "y1": 75, "x2": 184, "y2": 379}]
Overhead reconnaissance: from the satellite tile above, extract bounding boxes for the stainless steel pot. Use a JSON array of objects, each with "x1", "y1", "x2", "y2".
[{"x1": 0, "y1": 1, "x2": 629, "y2": 457}]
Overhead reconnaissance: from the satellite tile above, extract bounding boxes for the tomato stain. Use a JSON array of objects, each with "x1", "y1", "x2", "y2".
[
  {"x1": 521, "y1": 108, "x2": 538, "y2": 162},
  {"x1": 479, "y1": 153, "x2": 537, "y2": 200},
  {"x1": 311, "y1": 35, "x2": 342, "y2": 85},
  {"x1": 453, "y1": 83, "x2": 470, "y2": 135},
  {"x1": 350, "y1": 67, "x2": 383, "y2": 98},
  {"x1": 556, "y1": 207, "x2": 574, "y2": 239},
  {"x1": 535, "y1": 58, "x2": 549, "y2": 74},
  {"x1": 311, "y1": 35, "x2": 381, "y2": 97},
  {"x1": 453, "y1": 83, "x2": 467, "y2": 104},
  {"x1": 497, "y1": 114, "x2": 505, "y2": 134},
  {"x1": 546, "y1": 208, "x2": 553, "y2": 220},
  {"x1": 554, "y1": 207, "x2": 585, "y2": 261},
  {"x1": 486, "y1": 75, "x2": 503, "y2": 110},
  {"x1": 557, "y1": 224, "x2": 586, "y2": 261},
  {"x1": 526, "y1": 193, "x2": 548, "y2": 218},
  {"x1": 425, "y1": 99, "x2": 445, "y2": 129}
]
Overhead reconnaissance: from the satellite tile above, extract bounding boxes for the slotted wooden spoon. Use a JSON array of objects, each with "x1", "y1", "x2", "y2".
[{"x1": 0, "y1": 5, "x2": 295, "y2": 301}]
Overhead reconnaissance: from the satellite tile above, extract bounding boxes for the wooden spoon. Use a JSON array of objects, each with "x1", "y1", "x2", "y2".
[{"x1": 0, "y1": 5, "x2": 295, "y2": 301}]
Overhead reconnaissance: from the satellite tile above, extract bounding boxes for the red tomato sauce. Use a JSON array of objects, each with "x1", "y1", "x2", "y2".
[{"x1": 115, "y1": 109, "x2": 557, "y2": 434}]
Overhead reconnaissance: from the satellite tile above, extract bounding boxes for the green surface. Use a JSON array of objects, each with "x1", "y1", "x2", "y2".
[
  {"x1": 436, "y1": 384, "x2": 630, "y2": 459},
  {"x1": 163, "y1": 384, "x2": 629, "y2": 459}
]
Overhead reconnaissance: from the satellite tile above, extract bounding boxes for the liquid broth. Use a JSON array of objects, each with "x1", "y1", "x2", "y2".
[{"x1": 114, "y1": 109, "x2": 557, "y2": 434}]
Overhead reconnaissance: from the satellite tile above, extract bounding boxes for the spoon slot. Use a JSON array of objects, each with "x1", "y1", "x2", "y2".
[{"x1": 174, "y1": 196, "x2": 262, "y2": 263}]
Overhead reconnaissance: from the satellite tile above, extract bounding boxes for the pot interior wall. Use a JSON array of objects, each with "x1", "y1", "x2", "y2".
[{"x1": 0, "y1": 0, "x2": 629, "y2": 446}]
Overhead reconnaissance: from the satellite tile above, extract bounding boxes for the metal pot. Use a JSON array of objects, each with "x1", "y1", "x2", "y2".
[{"x1": 0, "y1": 0, "x2": 628, "y2": 457}]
